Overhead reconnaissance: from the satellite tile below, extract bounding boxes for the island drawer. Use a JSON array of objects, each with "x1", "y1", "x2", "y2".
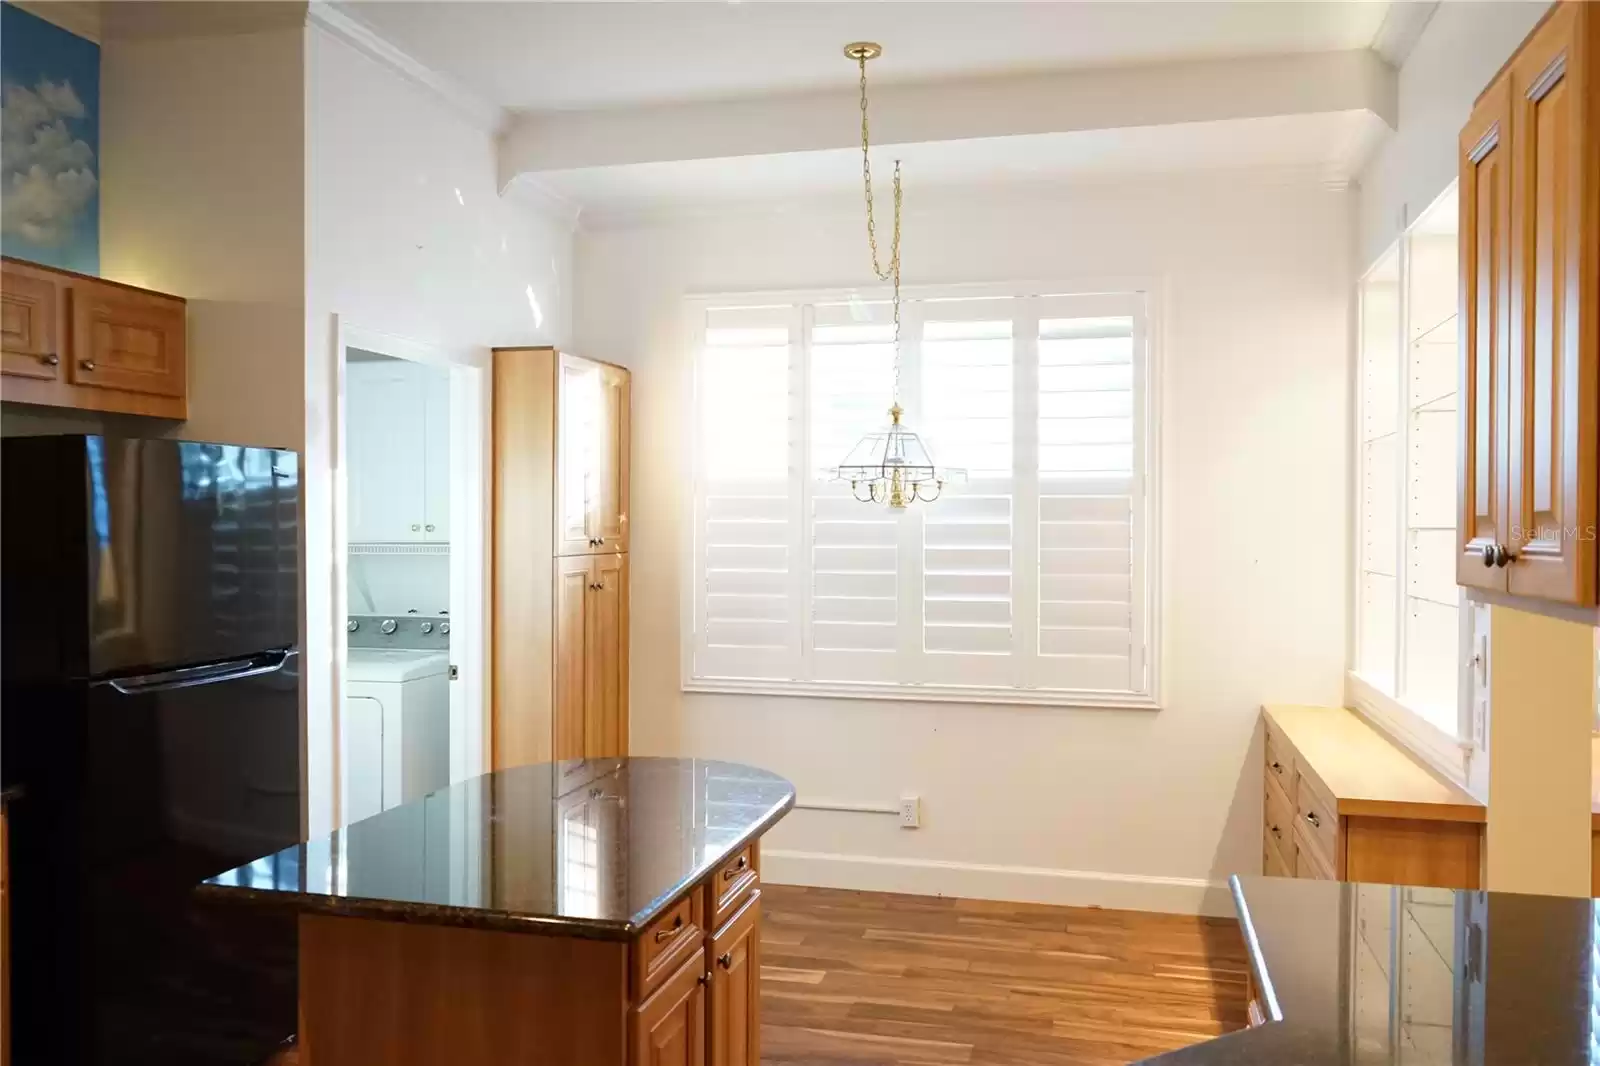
[
  {"x1": 635, "y1": 890, "x2": 703, "y2": 1000},
  {"x1": 710, "y1": 842, "x2": 759, "y2": 930}
]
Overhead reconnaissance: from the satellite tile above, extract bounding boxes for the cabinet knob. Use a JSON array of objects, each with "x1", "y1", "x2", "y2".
[
  {"x1": 411, "y1": 523, "x2": 421, "y2": 532},
  {"x1": 717, "y1": 952, "x2": 733, "y2": 970},
  {"x1": 1494, "y1": 543, "x2": 1514, "y2": 568},
  {"x1": 698, "y1": 972, "x2": 711, "y2": 987},
  {"x1": 40, "y1": 353, "x2": 59, "y2": 367},
  {"x1": 425, "y1": 524, "x2": 435, "y2": 533},
  {"x1": 1481, "y1": 543, "x2": 1496, "y2": 568},
  {"x1": 1304, "y1": 811, "x2": 1321, "y2": 829},
  {"x1": 1269, "y1": 761, "x2": 1283, "y2": 773},
  {"x1": 79, "y1": 359, "x2": 96, "y2": 372},
  {"x1": 1269, "y1": 824, "x2": 1282, "y2": 839}
]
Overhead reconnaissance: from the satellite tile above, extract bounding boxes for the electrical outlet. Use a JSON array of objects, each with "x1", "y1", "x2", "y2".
[{"x1": 898, "y1": 794, "x2": 921, "y2": 829}]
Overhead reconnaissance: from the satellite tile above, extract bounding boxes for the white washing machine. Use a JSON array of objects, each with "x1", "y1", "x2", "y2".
[{"x1": 343, "y1": 649, "x2": 451, "y2": 825}]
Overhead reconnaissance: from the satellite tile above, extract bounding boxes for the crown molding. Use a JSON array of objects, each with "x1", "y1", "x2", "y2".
[
  {"x1": 307, "y1": 1, "x2": 506, "y2": 135},
  {"x1": 501, "y1": 175, "x2": 583, "y2": 233}
]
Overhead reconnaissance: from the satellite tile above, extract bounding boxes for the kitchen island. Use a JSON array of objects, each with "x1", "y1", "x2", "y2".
[
  {"x1": 204, "y1": 757, "x2": 795, "y2": 1066},
  {"x1": 1146, "y1": 874, "x2": 1595, "y2": 1064}
]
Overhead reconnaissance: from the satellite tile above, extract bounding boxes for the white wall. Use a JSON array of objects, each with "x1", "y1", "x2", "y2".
[
  {"x1": 576, "y1": 175, "x2": 1352, "y2": 913},
  {"x1": 303, "y1": 22, "x2": 575, "y2": 833},
  {"x1": 1355, "y1": 0, "x2": 1547, "y2": 269}
]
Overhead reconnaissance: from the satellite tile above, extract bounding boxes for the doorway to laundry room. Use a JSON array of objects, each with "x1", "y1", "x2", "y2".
[{"x1": 338, "y1": 334, "x2": 488, "y2": 830}]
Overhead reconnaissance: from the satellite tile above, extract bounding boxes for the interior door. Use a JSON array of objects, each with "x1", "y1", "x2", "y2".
[
  {"x1": 591, "y1": 364, "x2": 630, "y2": 554},
  {"x1": 1505, "y1": 2, "x2": 1593, "y2": 604},
  {"x1": 553, "y1": 556, "x2": 592, "y2": 761},
  {"x1": 1457, "y1": 77, "x2": 1513, "y2": 592},
  {"x1": 555, "y1": 353, "x2": 600, "y2": 555},
  {"x1": 348, "y1": 361, "x2": 427, "y2": 543},
  {"x1": 585, "y1": 553, "x2": 628, "y2": 758},
  {"x1": 0, "y1": 266, "x2": 61, "y2": 381}
]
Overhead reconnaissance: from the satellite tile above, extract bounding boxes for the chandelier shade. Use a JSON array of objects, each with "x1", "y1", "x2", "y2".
[{"x1": 831, "y1": 404, "x2": 967, "y2": 507}]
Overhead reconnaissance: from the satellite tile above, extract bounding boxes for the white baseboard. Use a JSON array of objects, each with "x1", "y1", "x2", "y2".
[{"x1": 761, "y1": 849, "x2": 1234, "y2": 918}]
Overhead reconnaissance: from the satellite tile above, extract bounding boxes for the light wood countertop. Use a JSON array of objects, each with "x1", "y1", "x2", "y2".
[{"x1": 1264, "y1": 705, "x2": 1485, "y2": 823}]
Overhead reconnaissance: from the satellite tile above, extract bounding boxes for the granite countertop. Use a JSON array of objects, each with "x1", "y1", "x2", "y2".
[
  {"x1": 201, "y1": 757, "x2": 795, "y2": 941},
  {"x1": 1144, "y1": 875, "x2": 1595, "y2": 1064}
]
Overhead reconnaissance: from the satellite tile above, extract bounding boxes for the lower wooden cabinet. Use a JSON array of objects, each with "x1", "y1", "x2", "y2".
[
  {"x1": 553, "y1": 553, "x2": 628, "y2": 761},
  {"x1": 1, "y1": 256, "x2": 187, "y2": 419},
  {"x1": 633, "y1": 953, "x2": 707, "y2": 1066},
  {"x1": 708, "y1": 893, "x2": 761, "y2": 1066},
  {"x1": 1261, "y1": 707, "x2": 1484, "y2": 889}
]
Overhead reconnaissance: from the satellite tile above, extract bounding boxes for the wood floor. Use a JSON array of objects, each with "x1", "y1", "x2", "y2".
[{"x1": 758, "y1": 884, "x2": 1250, "y2": 1066}]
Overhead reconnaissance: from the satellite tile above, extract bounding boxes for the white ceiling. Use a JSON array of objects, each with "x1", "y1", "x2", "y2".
[
  {"x1": 530, "y1": 110, "x2": 1386, "y2": 218},
  {"x1": 339, "y1": 0, "x2": 1393, "y2": 112}
]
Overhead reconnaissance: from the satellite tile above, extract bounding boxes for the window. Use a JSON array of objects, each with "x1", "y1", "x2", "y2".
[
  {"x1": 686, "y1": 285, "x2": 1157, "y2": 707},
  {"x1": 1352, "y1": 185, "x2": 1475, "y2": 776}
]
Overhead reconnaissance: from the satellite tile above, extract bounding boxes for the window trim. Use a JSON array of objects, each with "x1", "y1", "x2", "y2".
[
  {"x1": 680, "y1": 277, "x2": 1165, "y2": 710},
  {"x1": 1348, "y1": 181, "x2": 1478, "y2": 786}
]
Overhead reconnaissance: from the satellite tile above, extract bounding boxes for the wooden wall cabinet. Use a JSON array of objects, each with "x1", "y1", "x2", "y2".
[
  {"x1": 1262, "y1": 707, "x2": 1484, "y2": 890},
  {"x1": 494, "y1": 347, "x2": 631, "y2": 769},
  {"x1": 1457, "y1": 2, "x2": 1600, "y2": 604},
  {"x1": 1, "y1": 257, "x2": 187, "y2": 420}
]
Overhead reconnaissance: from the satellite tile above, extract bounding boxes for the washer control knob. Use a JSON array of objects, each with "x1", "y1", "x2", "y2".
[{"x1": 379, "y1": 619, "x2": 398, "y2": 635}]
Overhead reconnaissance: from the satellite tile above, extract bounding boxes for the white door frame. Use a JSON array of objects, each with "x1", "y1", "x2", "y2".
[{"x1": 331, "y1": 316, "x2": 491, "y2": 799}]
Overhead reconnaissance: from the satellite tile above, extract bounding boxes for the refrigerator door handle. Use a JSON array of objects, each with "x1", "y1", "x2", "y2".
[{"x1": 100, "y1": 649, "x2": 293, "y2": 695}]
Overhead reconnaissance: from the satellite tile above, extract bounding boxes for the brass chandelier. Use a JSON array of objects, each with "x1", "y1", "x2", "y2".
[{"x1": 830, "y1": 42, "x2": 965, "y2": 508}]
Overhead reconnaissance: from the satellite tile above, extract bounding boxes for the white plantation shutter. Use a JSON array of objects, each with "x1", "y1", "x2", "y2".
[
  {"x1": 1035, "y1": 305, "x2": 1142, "y2": 692},
  {"x1": 808, "y1": 307, "x2": 900, "y2": 682},
  {"x1": 692, "y1": 305, "x2": 801, "y2": 680},
  {"x1": 688, "y1": 286, "x2": 1156, "y2": 705},
  {"x1": 920, "y1": 310, "x2": 1015, "y2": 686}
]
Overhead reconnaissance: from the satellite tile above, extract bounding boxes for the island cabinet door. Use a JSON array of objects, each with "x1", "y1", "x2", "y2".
[
  {"x1": 632, "y1": 952, "x2": 706, "y2": 1066},
  {"x1": 708, "y1": 893, "x2": 761, "y2": 1066}
]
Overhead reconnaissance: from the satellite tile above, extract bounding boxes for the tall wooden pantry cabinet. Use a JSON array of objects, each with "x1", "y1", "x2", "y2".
[
  {"x1": 1457, "y1": 0, "x2": 1600, "y2": 606},
  {"x1": 492, "y1": 347, "x2": 631, "y2": 769}
]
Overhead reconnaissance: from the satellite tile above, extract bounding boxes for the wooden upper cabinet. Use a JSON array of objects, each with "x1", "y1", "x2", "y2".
[
  {"x1": 1458, "y1": 78, "x2": 1513, "y2": 592},
  {"x1": 70, "y1": 282, "x2": 186, "y2": 400},
  {"x1": 1, "y1": 266, "x2": 62, "y2": 382},
  {"x1": 593, "y1": 364, "x2": 631, "y2": 554},
  {"x1": 632, "y1": 953, "x2": 706, "y2": 1066},
  {"x1": 1505, "y1": 1, "x2": 1595, "y2": 603},
  {"x1": 707, "y1": 893, "x2": 761, "y2": 1066},
  {"x1": 555, "y1": 352, "x2": 631, "y2": 556},
  {"x1": 1, "y1": 257, "x2": 186, "y2": 418},
  {"x1": 1456, "y1": 1, "x2": 1599, "y2": 606}
]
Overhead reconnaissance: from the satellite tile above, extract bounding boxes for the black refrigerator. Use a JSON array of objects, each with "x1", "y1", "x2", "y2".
[{"x1": 2, "y1": 435, "x2": 302, "y2": 1066}]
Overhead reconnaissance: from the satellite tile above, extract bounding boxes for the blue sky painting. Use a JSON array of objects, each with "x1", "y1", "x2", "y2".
[{"x1": 1, "y1": 1, "x2": 99, "y2": 274}]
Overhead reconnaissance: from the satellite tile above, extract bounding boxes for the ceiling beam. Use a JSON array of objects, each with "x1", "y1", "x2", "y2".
[{"x1": 499, "y1": 48, "x2": 1395, "y2": 189}]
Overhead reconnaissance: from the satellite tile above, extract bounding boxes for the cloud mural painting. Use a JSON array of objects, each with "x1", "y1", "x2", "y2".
[{"x1": 0, "y1": 2, "x2": 99, "y2": 274}]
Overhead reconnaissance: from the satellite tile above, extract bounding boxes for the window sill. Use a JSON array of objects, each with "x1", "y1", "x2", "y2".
[
  {"x1": 683, "y1": 677, "x2": 1160, "y2": 710},
  {"x1": 1345, "y1": 671, "x2": 1474, "y2": 791}
]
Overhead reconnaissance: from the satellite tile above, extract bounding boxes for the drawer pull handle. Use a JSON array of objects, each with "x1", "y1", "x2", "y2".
[
  {"x1": 654, "y1": 915, "x2": 683, "y2": 942},
  {"x1": 1305, "y1": 811, "x2": 1321, "y2": 829},
  {"x1": 718, "y1": 952, "x2": 733, "y2": 969},
  {"x1": 723, "y1": 856, "x2": 748, "y2": 880}
]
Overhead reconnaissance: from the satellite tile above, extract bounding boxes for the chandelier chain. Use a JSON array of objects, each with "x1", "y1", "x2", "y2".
[{"x1": 857, "y1": 53, "x2": 902, "y2": 405}]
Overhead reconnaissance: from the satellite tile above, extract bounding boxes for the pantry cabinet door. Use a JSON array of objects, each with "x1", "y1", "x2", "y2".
[
  {"x1": 584, "y1": 553, "x2": 628, "y2": 759},
  {"x1": 1457, "y1": 77, "x2": 1513, "y2": 592},
  {"x1": 1504, "y1": 1, "x2": 1595, "y2": 604},
  {"x1": 556, "y1": 353, "x2": 599, "y2": 555},
  {"x1": 591, "y1": 363, "x2": 630, "y2": 554},
  {"x1": 553, "y1": 556, "x2": 593, "y2": 761}
]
